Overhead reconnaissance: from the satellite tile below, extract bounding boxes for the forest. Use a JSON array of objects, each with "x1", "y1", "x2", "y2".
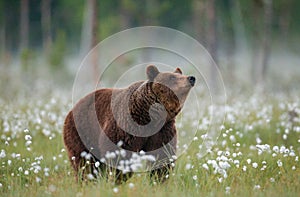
[{"x1": 1, "y1": 0, "x2": 300, "y2": 91}]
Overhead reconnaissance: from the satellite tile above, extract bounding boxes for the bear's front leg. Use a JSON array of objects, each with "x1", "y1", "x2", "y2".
[{"x1": 150, "y1": 163, "x2": 173, "y2": 183}]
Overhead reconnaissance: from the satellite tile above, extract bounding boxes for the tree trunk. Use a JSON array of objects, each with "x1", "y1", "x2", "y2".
[
  {"x1": 120, "y1": 0, "x2": 131, "y2": 29},
  {"x1": 279, "y1": 1, "x2": 291, "y2": 46},
  {"x1": 80, "y1": 0, "x2": 94, "y2": 57},
  {"x1": 260, "y1": 0, "x2": 272, "y2": 86},
  {"x1": 91, "y1": 0, "x2": 99, "y2": 84},
  {"x1": 20, "y1": 0, "x2": 29, "y2": 51},
  {"x1": 91, "y1": 0, "x2": 98, "y2": 49},
  {"x1": 206, "y1": 0, "x2": 218, "y2": 91},
  {"x1": 80, "y1": 0, "x2": 99, "y2": 84},
  {"x1": 251, "y1": 1, "x2": 263, "y2": 85},
  {"x1": 41, "y1": 0, "x2": 52, "y2": 55},
  {"x1": 192, "y1": 0, "x2": 206, "y2": 46},
  {"x1": 0, "y1": 5, "x2": 5, "y2": 65}
]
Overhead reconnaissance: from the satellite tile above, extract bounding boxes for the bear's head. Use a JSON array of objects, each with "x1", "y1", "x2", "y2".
[{"x1": 146, "y1": 65, "x2": 195, "y2": 119}]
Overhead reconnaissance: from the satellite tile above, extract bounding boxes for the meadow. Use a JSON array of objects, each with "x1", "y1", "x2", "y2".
[
  {"x1": 1, "y1": 0, "x2": 300, "y2": 196},
  {"x1": 0, "y1": 81, "x2": 299, "y2": 197}
]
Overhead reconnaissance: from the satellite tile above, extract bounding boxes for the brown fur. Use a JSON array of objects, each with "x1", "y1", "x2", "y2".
[{"x1": 63, "y1": 65, "x2": 195, "y2": 182}]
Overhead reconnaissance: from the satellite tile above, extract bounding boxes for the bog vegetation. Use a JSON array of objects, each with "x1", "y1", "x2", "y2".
[
  {"x1": 1, "y1": 0, "x2": 300, "y2": 196},
  {"x1": 0, "y1": 75, "x2": 299, "y2": 196}
]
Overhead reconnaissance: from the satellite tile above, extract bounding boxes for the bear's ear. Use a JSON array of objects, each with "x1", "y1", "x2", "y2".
[
  {"x1": 174, "y1": 67, "x2": 182, "y2": 74},
  {"x1": 146, "y1": 65, "x2": 159, "y2": 81}
]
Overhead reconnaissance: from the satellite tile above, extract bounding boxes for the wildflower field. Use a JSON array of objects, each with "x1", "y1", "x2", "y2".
[
  {"x1": 1, "y1": 0, "x2": 300, "y2": 196},
  {"x1": 0, "y1": 83, "x2": 299, "y2": 197}
]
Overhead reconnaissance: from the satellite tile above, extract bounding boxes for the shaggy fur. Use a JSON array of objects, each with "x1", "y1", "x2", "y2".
[{"x1": 63, "y1": 65, "x2": 195, "y2": 182}]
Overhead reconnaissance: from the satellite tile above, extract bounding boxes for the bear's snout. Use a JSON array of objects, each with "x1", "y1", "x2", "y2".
[{"x1": 188, "y1": 76, "x2": 196, "y2": 86}]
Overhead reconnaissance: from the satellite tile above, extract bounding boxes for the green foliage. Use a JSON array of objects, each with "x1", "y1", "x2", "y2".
[
  {"x1": 0, "y1": 91, "x2": 299, "y2": 196},
  {"x1": 47, "y1": 30, "x2": 66, "y2": 70},
  {"x1": 99, "y1": 15, "x2": 120, "y2": 40},
  {"x1": 20, "y1": 48, "x2": 34, "y2": 72},
  {"x1": 52, "y1": 0, "x2": 84, "y2": 46},
  {"x1": 1, "y1": 0, "x2": 300, "y2": 68}
]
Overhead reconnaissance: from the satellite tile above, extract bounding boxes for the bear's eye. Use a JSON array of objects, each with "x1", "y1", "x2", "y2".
[{"x1": 169, "y1": 75, "x2": 176, "y2": 81}]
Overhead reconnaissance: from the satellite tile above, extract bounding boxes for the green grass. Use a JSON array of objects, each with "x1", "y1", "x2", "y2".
[{"x1": 0, "y1": 93, "x2": 299, "y2": 197}]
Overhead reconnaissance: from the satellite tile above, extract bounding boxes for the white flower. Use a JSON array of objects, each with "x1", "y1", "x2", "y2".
[
  {"x1": 246, "y1": 159, "x2": 251, "y2": 164},
  {"x1": 117, "y1": 141, "x2": 123, "y2": 147},
  {"x1": 87, "y1": 174, "x2": 94, "y2": 180},
  {"x1": 260, "y1": 165, "x2": 267, "y2": 171},
  {"x1": 252, "y1": 162, "x2": 258, "y2": 168},
  {"x1": 256, "y1": 144, "x2": 270, "y2": 153},
  {"x1": 283, "y1": 134, "x2": 287, "y2": 140},
  {"x1": 95, "y1": 161, "x2": 100, "y2": 168},
  {"x1": 280, "y1": 146, "x2": 286, "y2": 154},
  {"x1": 105, "y1": 152, "x2": 116, "y2": 159},
  {"x1": 256, "y1": 137, "x2": 262, "y2": 144},
  {"x1": 225, "y1": 186, "x2": 230, "y2": 194},
  {"x1": 113, "y1": 187, "x2": 119, "y2": 193},
  {"x1": 36, "y1": 177, "x2": 42, "y2": 183},
  {"x1": 202, "y1": 163, "x2": 209, "y2": 171},
  {"x1": 277, "y1": 160, "x2": 283, "y2": 167},
  {"x1": 25, "y1": 135, "x2": 32, "y2": 141},
  {"x1": 270, "y1": 177, "x2": 275, "y2": 182},
  {"x1": 234, "y1": 160, "x2": 240, "y2": 165},
  {"x1": 120, "y1": 149, "x2": 126, "y2": 157},
  {"x1": 192, "y1": 175, "x2": 197, "y2": 180},
  {"x1": 25, "y1": 141, "x2": 32, "y2": 146},
  {"x1": 292, "y1": 166, "x2": 296, "y2": 170},
  {"x1": 24, "y1": 170, "x2": 29, "y2": 175},
  {"x1": 185, "y1": 163, "x2": 192, "y2": 170},
  {"x1": 289, "y1": 151, "x2": 296, "y2": 157},
  {"x1": 229, "y1": 135, "x2": 236, "y2": 142},
  {"x1": 218, "y1": 177, "x2": 223, "y2": 183},
  {"x1": 219, "y1": 161, "x2": 230, "y2": 169},
  {"x1": 0, "y1": 150, "x2": 6, "y2": 158},
  {"x1": 128, "y1": 183, "x2": 134, "y2": 189},
  {"x1": 273, "y1": 146, "x2": 279, "y2": 153},
  {"x1": 80, "y1": 151, "x2": 87, "y2": 158},
  {"x1": 85, "y1": 153, "x2": 92, "y2": 160},
  {"x1": 254, "y1": 185, "x2": 261, "y2": 190}
]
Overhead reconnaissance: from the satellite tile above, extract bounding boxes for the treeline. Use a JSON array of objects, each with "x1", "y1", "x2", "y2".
[
  {"x1": 1, "y1": 0, "x2": 299, "y2": 52},
  {"x1": 0, "y1": 0, "x2": 299, "y2": 85}
]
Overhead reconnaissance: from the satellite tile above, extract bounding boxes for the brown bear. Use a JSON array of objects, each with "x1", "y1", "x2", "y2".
[{"x1": 63, "y1": 65, "x2": 195, "y2": 182}]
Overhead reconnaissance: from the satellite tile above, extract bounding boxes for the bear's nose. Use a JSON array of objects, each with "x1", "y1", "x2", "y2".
[{"x1": 188, "y1": 76, "x2": 196, "y2": 86}]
